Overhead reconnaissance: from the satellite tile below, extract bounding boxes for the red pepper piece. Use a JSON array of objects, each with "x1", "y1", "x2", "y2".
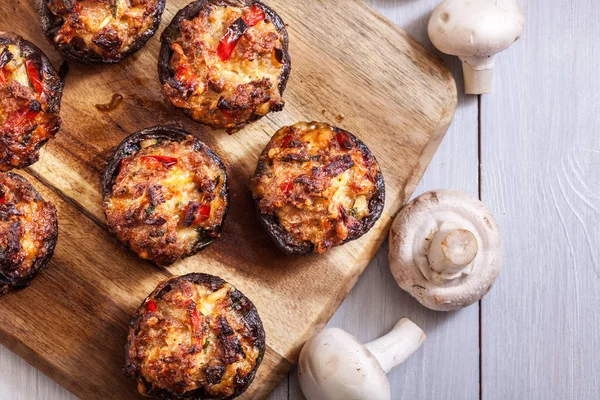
[
  {"x1": 0, "y1": 70, "x2": 6, "y2": 86},
  {"x1": 197, "y1": 204, "x2": 211, "y2": 222},
  {"x1": 0, "y1": 194, "x2": 5, "y2": 205},
  {"x1": 335, "y1": 132, "x2": 353, "y2": 150},
  {"x1": 142, "y1": 155, "x2": 178, "y2": 167},
  {"x1": 118, "y1": 158, "x2": 131, "y2": 172},
  {"x1": 190, "y1": 304, "x2": 204, "y2": 347},
  {"x1": 175, "y1": 64, "x2": 188, "y2": 81},
  {"x1": 281, "y1": 134, "x2": 294, "y2": 148},
  {"x1": 25, "y1": 59, "x2": 43, "y2": 94},
  {"x1": 280, "y1": 178, "x2": 294, "y2": 195},
  {"x1": 217, "y1": 18, "x2": 248, "y2": 61},
  {"x1": 244, "y1": 4, "x2": 266, "y2": 27},
  {"x1": 175, "y1": 63, "x2": 196, "y2": 90},
  {"x1": 2, "y1": 107, "x2": 39, "y2": 133},
  {"x1": 220, "y1": 108, "x2": 238, "y2": 119},
  {"x1": 145, "y1": 298, "x2": 157, "y2": 312}
]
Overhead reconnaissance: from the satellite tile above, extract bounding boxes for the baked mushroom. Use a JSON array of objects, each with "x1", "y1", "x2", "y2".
[
  {"x1": 389, "y1": 190, "x2": 502, "y2": 311},
  {"x1": 0, "y1": 172, "x2": 58, "y2": 294},
  {"x1": 123, "y1": 273, "x2": 265, "y2": 399},
  {"x1": 0, "y1": 32, "x2": 63, "y2": 171},
  {"x1": 158, "y1": 0, "x2": 291, "y2": 132},
  {"x1": 37, "y1": 0, "x2": 166, "y2": 63},
  {"x1": 102, "y1": 126, "x2": 229, "y2": 266},
  {"x1": 428, "y1": 0, "x2": 525, "y2": 94},
  {"x1": 298, "y1": 318, "x2": 425, "y2": 400},
  {"x1": 250, "y1": 122, "x2": 385, "y2": 255}
]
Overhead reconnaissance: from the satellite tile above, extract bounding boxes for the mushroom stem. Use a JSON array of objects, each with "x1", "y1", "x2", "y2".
[
  {"x1": 459, "y1": 55, "x2": 496, "y2": 95},
  {"x1": 364, "y1": 318, "x2": 426, "y2": 374},
  {"x1": 427, "y1": 228, "x2": 478, "y2": 276}
]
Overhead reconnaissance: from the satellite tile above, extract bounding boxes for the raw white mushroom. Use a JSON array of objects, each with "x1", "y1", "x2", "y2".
[
  {"x1": 389, "y1": 190, "x2": 502, "y2": 311},
  {"x1": 297, "y1": 318, "x2": 425, "y2": 400},
  {"x1": 428, "y1": 0, "x2": 525, "y2": 94}
]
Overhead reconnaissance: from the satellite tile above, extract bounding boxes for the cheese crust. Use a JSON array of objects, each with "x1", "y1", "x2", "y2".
[
  {"x1": 251, "y1": 122, "x2": 385, "y2": 254},
  {"x1": 159, "y1": 0, "x2": 290, "y2": 131},
  {"x1": 124, "y1": 273, "x2": 265, "y2": 399},
  {"x1": 0, "y1": 32, "x2": 62, "y2": 171},
  {"x1": 0, "y1": 172, "x2": 58, "y2": 294},
  {"x1": 40, "y1": 0, "x2": 165, "y2": 63},
  {"x1": 102, "y1": 128, "x2": 229, "y2": 266}
]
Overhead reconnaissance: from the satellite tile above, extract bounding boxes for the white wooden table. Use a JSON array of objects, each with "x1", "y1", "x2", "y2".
[{"x1": 2, "y1": 0, "x2": 599, "y2": 398}]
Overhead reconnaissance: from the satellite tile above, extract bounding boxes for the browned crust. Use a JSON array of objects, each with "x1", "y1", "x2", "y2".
[
  {"x1": 0, "y1": 31, "x2": 63, "y2": 170},
  {"x1": 252, "y1": 124, "x2": 385, "y2": 255},
  {"x1": 101, "y1": 126, "x2": 230, "y2": 264},
  {"x1": 123, "y1": 273, "x2": 265, "y2": 400},
  {"x1": 36, "y1": 0, "x2": 166, "y2": 64},
  {"x1": 158, "y1": 0, "x2": 291, "y2": 131},
  {"x1": 0, "y1": 172, "x2": 58, "y2": 294}
]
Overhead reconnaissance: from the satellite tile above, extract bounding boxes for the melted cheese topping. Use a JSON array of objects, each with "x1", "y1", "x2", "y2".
[
  {"x1": 127, "y1": 277, "x2": 262, "y2": 398},
  {"x1": 251, "y1": 122, "x2": 380, "y2": 253},
  {"x1": 103, "y1": 136, "x2": 227, "y2": 266},
  {"x1": 0, "y1": 173, "x2": 57, "y2": 292},
  {"x1": 164, "y1": 3, "x2": 286, "y2": 129},
  {"x1": 0, "y1": 43, "x2": 61, "y2": 170},
  {"x1": 47, "y1": 0, "x2": 162, "y2": 60}
]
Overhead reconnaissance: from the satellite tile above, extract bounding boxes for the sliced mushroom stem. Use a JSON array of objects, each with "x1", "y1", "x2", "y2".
[
  {"x1": 365, "y1": 318, "x2": 426, "y2": 374},
  {"x1": 460, "y1": 55, "x2": 495, "y2": 94},
  {"x1": 428, "y1": 228, "x2": 478, "y2": 275}
]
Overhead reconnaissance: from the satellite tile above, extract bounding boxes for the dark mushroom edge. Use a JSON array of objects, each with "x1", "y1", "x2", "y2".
[
  {"x1": 0, "y1": 31, "x2": 63, "y2": 171},
  {"x1": 123, "y1": 273, "x2": 265, "y2": 400},
  {"x1": 0, "y1": 172, "x2": 58, "y2": 294},
  {"x1": 101, "y1": 126, "x2": 229, "y2": 266},
  {"x1": 36, "y1": 0, "x2": 166, "y2": 63},
  {"x1": 251, "y1": 122, "x2": 385, "y2": 255},
  {"x1": 158, "y1": 0, "x2": 291, "y2": 132}
]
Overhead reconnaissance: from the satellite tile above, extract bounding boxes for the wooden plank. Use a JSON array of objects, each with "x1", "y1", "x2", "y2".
[
  {"x1": 481, "y1": 0, "x2": 600, "y2": 398},
  {"x1": 0, "y1": 0, "x2": 456, "y2": 398},
  {"x1": 287, "y1": 0, "x2": 480, "y2": 398}
]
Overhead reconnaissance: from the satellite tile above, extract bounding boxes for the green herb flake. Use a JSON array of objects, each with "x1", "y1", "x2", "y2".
[{"x1": 145, "y1": 205, "x2": 156, "y2": 214}]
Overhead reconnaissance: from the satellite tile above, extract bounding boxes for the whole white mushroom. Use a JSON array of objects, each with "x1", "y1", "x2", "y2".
[
  {"x1": 389, "y1": 190, "x2": 502, "y2": 311},
  {"x1": 298, "y1": 318, "x2": 425, "y2": 400},
  {"x1": 428, "y1": 0, "x2": 525, "y2": 94}
]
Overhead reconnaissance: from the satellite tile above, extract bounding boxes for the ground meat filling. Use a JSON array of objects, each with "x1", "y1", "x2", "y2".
[
  {"x1": 251, "y1": 122, "x2": 381, "y2": 253},
  {"x1": 46, "y1": 0, "x2": 163, "y2": 61},
  {"x1": 164, "y1": 3, "x2": 286, "y2": 129},
  {"x1": 103, "y1": 136, "x2": 227, "y2": 266},
  {"x1": 0, "y1": 173, "x2": 58, "y2": 294},
  {"x1": 0, "y1": 44, "x2": 61, "y2": 170},
  {"x1": 125, "y1": 276, "x2": 263, "y2": 398}
]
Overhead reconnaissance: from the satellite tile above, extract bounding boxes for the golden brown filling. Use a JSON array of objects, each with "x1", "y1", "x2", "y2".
[
  {"x1": 164, "y1": 3, "x2": 285, "y2": 128},
  {"x1": 0, "y1": 173, "x2": 57, "y2": 291},
  {"x1": 251, "y1": 122, "x2": 380, "y2": 253},
  {"x1": 103, "y1": 137, "x2": 227, "y2": 266},
  {"x1": 0, "y1": 44, "x2": 61, "y2": 170},
  {"x1": 127, "y1": 278, "x2": 261, "y2": 397},
  {"x1": 47, "y1": 0, "x2": 162, "y2": 60}
]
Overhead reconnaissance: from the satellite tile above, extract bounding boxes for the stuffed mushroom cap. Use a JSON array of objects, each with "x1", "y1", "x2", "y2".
[
  {"x1": 0, "y1": 172, "x2": 58, "y2": 294},
  {"x1": 37, "y1": 0, "x2": 166, "y2": 63},
  {"x1": 123, "y1": 273, "x2": 265, "y2": 399},
  {"x1": 102, "y1": 126, "x2": 229, "y2": 266},
  {"x1": 158, "y1": 0, "x2": 291, "y2": 132},
  {"x1": 0, "y1": 31, "x2": 63, "y2": 170},
  {"x1": 250, "y1": 122, "x2": 385, "y2": 255}
]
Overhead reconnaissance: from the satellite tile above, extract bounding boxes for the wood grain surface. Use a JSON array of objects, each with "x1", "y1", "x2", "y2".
[{"x1": 0, "y1": 0, "x2": 456, "y2": 399}]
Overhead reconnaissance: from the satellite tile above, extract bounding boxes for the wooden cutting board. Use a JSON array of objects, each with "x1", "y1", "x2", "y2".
[{"x1": 0, "y1": 0, "x2": 456, "y2": 398}]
